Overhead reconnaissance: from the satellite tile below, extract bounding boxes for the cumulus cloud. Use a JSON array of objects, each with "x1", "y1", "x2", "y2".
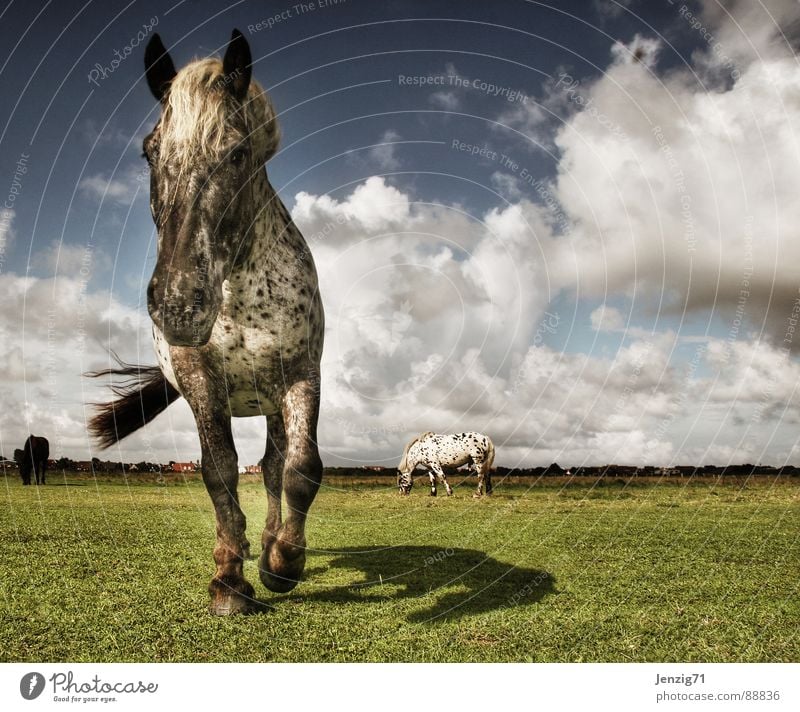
[
  {"x1": 7, "y1": 2, "x2": 800, "y2": 469},
  {"x1": 0, "y1": 272, "x2": 252, "y2": 466},
  {"x1": 294, "y1": 175, "x2": 415, "y2": 234},
  {"x1": 429, "y1": 90, "x2": 461, "y2": 111},
  {"x1": 490, "y1": 171, "x2": 524, "y2": 201},
  {"x1": 697, "y1": 0, "x2": 800, "y2": 70},
  {"x1": 0, "y1": 208, "x2": 14, "y2": 255},
  {"x1": 79, "y1": 165, "x2": 147, "y2": 204},
  {"x1": 291, "y1": 170, "x2": 800, "y2": 467},
  {"x1": 426, "y1": 62, "x2": 466, "y2": 113},
  {"x1": 590, "y1": 305, "x2": 626, "y2": 332},
  {"x1": 0, "y1": 273, "x2": 152, "y2": 458},
  {"x1": 32, "y1": 241, "x2": 113, "y2": 281},
  {"x1": 610, "y1": 33, "x2": 662, "y2": 68},
  {"x1": 525, "y1": 5, "x2": 800, "y2": 358},
  {"x1": 364, "y1": 129, "x2": 403, "y2": 171}
]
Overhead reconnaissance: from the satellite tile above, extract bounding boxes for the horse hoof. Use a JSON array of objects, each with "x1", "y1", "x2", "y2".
[
  {"x1": 472, "y1": 493, "x2": 482, "y2": 499},
  {"x1": 260, "y1": 567, "x2": 302, "y2": 594},
  {"x1": 208, "y1": 578, "x2": 257, "y2": 616},
  {"x1": 259, "y1": 536, "x2": 306, "y2": 594},
  {"x1": 209, "y1": 593, "x2": 256, "y2": 616}
]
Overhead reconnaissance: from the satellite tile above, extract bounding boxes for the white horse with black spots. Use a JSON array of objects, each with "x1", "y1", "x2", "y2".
[{"x1": 397, "y1": 432, "x2": 495, "y2": 498}]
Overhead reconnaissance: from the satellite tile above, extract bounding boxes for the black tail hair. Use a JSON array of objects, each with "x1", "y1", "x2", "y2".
[{"x1": 85, "y1": 353, "x2": 180, "y2": 449}]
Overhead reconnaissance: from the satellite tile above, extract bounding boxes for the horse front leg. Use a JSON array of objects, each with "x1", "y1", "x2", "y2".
[
  {"x1": 195, "y1": 408, "x2": 254, "y2": 615},
  {"x1": 259, "y1": 379, "x2": 322, "y2": 594},
  {"x1": 175, "y1": 359, "x2": 254, "y2": 615},
  {"x1": 260, "y1": 413, "x2": 285, "y2": 565},
  {"x1": 430, "y1": 464, "x2": 452, "y2": 496}
]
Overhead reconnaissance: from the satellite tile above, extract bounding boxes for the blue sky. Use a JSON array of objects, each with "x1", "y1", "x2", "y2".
[
  {"x1": 1, "y1": 0, "x2": 702, "y2": 300},
  {"x1": 2, "y1": 0, "x2": 800, "y2": 467}
]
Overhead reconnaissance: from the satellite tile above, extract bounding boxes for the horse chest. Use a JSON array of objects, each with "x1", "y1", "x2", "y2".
[{"x1": 152, "y1": 282, "x2": 313, "y2": 418}]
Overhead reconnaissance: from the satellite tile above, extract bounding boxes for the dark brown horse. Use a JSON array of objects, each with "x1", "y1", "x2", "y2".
[
  {"x1": 15, "y1": 435, "x2": 49, "y2": 485},
  {"x1": 88, "y1": 30, "x2": 324, "y2": 615}
]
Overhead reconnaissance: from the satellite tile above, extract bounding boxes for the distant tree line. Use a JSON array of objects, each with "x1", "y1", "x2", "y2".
[
  {"x1": 2, "y1": 459, "x2": 798, "y2": 478},
  {"x1": 322, "y1": 463, "x2": 800, "y2": 478}
]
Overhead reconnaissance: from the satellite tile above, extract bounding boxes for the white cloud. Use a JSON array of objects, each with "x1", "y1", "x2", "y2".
[
  {"x1": 79, "y1": 165, "x2": 147, "y2": 204},
  {"x1": 292, "y1": 170, "x2": 800, "y2": 467},
  {"x1": 532, "y1": 15, "x2": 800, "y2": 355},
  {"x1": 490, "y1": 171, "x2": 524, "y2": 201},
  {"x1": 429, "y1": 90, "x2": 461, "y2": 111},
  {"x1": 7, "y1": 2, "x2": 800, "y2": 469},
  {"x1": 428, "y1": 63, "x2": 467, "y2": 113},
  {"x1": 610, "y1": 34, "x2": 662, "y2": 68},
  {"x1": 0, "y1": 273, "x2": 162, "y2": 460},
  {"x1": 365, "y1": 129, "x2": 403, "y2": 171},
  {"x1": 590, "y1": 305, "x2": 626, "y2": 332},
  {"x1": 294, "y1": 175, "x2": 413, "y2": 234},
  {"x1": 32, "y1": 241, "x2": 113, "y2": 280},
  {"x1": 697, "y1": 0, "x2": 800, "y2": 70},
  {"x1": 0, "y1": 208, "x2": 15, "y2": 255}
]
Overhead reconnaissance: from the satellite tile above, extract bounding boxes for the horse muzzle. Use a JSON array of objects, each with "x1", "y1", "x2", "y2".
[{"x1": 147, "y1": 274, "x2": 220, "y2": 347}]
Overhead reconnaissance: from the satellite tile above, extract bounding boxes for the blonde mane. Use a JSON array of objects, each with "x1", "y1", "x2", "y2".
[
  {"x1": 398, "y1": 431, "x2": 435, "y2": 471},
  {"x1": 158, "y1": 57, "x2": 280, "y2": 170}
]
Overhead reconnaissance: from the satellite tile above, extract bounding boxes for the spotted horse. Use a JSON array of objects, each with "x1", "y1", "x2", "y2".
[
  {"x1": 87, "y1": 30, "x2": 324, "y2": 615},
  {"x1": 397, "y1": 432, "x2": 495, "y2": 498}
]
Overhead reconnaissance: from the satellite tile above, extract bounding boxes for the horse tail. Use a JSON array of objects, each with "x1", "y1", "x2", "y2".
[
  {"x1": 85, "y1": 354, "x2": 180, "y2": 449},
  {"x1": 486, "y1": 438, "x2": 495, "y2": 469},
  {"x1": 399, "y1": 431, "x2": 434, "y2": 471}
]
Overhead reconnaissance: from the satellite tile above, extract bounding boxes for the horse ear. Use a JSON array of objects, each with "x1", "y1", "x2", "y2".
[
  {"x1": 223, "y1": 28, "x2": 252, "y2": 102},
  {"x1": 144, "y1": 33, "x2": 177, "y2": 102}
]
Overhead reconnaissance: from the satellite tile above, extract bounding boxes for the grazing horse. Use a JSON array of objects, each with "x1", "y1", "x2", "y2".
[
  {"x1": 87, "y1": 30, "x2": 324, "y2": 615},
  {"x1": 16, "y1": 435, "x2": 49, "y2": 485},
  {"x1": 397, "y1": 432, "x2": 495, "y2": 497}
]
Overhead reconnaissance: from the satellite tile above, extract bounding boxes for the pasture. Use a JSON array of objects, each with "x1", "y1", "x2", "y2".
[{"x1": 1, "y1": 473, "x2": 797, "y2": 662}]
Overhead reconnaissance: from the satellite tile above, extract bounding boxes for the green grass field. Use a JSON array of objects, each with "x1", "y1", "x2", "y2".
[{"x1": 1, "y1": 473, "x2": 798, "y2": 662}]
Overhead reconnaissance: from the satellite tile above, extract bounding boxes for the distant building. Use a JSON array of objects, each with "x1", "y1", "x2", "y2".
[
  {"x1": 243, "y1": 464, "x2": 261, "y2": 474},
  {"x1": 657, "y1": 467, "x2": 681, "y2": 476},
  {"x1": 172, "y1": 462, "x2": 197, "y2": 473}
]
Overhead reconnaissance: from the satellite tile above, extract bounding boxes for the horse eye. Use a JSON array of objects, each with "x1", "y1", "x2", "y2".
[{"x1": 230, "y1": 149, "x2": 247, "y2": 165}]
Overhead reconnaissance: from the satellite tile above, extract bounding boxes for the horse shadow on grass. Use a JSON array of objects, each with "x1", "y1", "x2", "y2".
[{"x1": 273, "y1": 545, "x2": 555, "y2": 623}]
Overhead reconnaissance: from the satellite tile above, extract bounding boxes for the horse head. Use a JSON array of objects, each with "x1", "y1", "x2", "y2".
[
  {"x1": 397, "y1": 468, "x2": 413, "y2": 495},
  {"x1": 143, "y1": 29, "x2": 280, "y2": 346}
]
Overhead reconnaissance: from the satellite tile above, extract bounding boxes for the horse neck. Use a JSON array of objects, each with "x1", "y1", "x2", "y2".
[
  {"x1": 408, "y1": 445, "x2": 424, "y2": 470},
  {"x1": 233, "y1": 167, "x2": 304, "y2": 277}
]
